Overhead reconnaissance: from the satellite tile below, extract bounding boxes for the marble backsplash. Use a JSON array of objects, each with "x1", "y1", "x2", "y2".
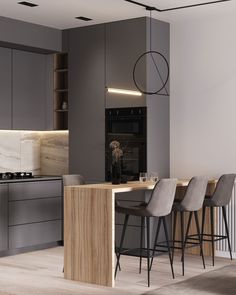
[{"x1": 0, "y1": 130, "x2": 68, "y2": 176}]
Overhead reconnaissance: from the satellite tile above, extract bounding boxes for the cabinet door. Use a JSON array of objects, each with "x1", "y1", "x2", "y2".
[
  {"x1": 68, "y1": 25, "x2": 105, "y2": 181},
  {"x1": 106, "y1": 18, "x2": 146, "y2": 108},
  {"x1": 0, "y1": 184, "x2": 8, "y2": 251},
  {"x1": 0, "y1": 47, "x2": 12, "y2": 129},
  {"x1": 12, "y1": 50, "x2": 46, "y2": 130}
]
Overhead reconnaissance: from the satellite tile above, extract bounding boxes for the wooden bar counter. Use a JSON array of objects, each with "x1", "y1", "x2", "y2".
[{"x1": 64, "y1": 180, "x2": 216, "y2": 287}]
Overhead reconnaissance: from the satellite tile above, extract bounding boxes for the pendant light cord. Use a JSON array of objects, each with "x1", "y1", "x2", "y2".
[
  {"x1": 149, "y1": 10, "x2": 169, "y2": 95},
  {"x1": 150, "y1": 10, "x2": 152, "y2": 51}
]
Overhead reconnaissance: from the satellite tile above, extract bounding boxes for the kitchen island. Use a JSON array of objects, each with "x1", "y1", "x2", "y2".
[{"x1": 64, "y1": 180, "x2": 216, "y2": 287}]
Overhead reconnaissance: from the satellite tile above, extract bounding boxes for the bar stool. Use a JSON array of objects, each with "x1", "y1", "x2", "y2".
[
  {"x1": 171, "y1": 177, "x2": 208, "y2": 276},
  {"x1": 201, "y1": 174, "x2": 236, "y2": 266},
  {"x1": 115, "y1": 178, "x2": 177, "y2": 287}
]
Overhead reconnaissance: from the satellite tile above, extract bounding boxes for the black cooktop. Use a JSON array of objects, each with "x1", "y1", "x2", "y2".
[{"x1": 0, "y1": 172, "x2": 33, "y2": 180}]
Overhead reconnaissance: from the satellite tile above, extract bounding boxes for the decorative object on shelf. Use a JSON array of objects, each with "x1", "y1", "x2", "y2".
[
  {"x1": 109, "y1": 140, "x2": 123, "y2": 185},
  {"x1": 61, "y1": 101, "x2": 68, "y2": 110}
]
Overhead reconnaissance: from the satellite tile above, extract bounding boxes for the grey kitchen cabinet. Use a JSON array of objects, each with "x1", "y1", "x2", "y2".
[
  {"x1": 9, "y1": 220, "x2": 62, "y2": 249},
  {"x1": 8, "y1": 179, "x2": 62, "y2": 250},
  {"x1": 105, "y1": 18, "x2": 146, "y2": 108},
  {"x1": 8, "y1": 180, "x2": 62, "y2": 201},
  {"x1": 0, "y1": 47, "x2": 12, "y2": 129},
  {"x1": 0, "y1": 185, "x2": 8, "y2": 251},
  {"x1": 12, "y1": 50, "x2": 46, "y2": 130},
  {"x1": 9, "y1": 197, "x2": 62, "y2": 226},
  {"x1": 68, "y1": 25, "x2": 105, "y2": 182}
]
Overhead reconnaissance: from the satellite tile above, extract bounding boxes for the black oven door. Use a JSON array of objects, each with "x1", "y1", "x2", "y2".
[{"x1": 106, "y1": 107, "x2": 146, "y2": 138}]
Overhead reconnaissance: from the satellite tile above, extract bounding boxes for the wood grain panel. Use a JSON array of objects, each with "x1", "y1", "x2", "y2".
[{"x1": 64, "y1": 187, "x2": 114, "y2": 287}]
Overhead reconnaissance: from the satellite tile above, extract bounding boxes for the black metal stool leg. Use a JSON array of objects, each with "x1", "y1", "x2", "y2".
[
  {"x1": 180, "y1": 211, "x2": 185, "y2": 276},
  {"x1": 115, "y1": 214, "x2": 129, "y2": 278},
  {"x1": 194, "y1": 211, "x2": 205, "y2": 269},
  {"x1": 150, "y1": 217, "x2": 161, "y2": 270},
  {"x1": 210, "y1": 207, "x2": 215, "y2": 266},
  {"x1": 222, "y1": 206, "x2": 233, "y2": 260},
  {"x1": 163, "y1": 216, "x2": 175, "y2": 279},
  {"x1": 146, "y1": 217, "x2": 150, "y2": 287},
  {"x1": 172, "y1": 211, "x2": 177, "y2": 262},
  {"x1": 181, "y1": 212, "x2": 192, "y2": 262},
  {"x1": 139, "y1": 217, "x2": 145, "y2": 274},
  {"x1": 200, "y1": 206, "x2": 206, "y2": 257}
]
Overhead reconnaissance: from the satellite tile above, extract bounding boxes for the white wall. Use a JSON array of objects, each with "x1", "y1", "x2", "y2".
[{"x1": 170, "y1": 15, "x2": 236, "y2": 178}]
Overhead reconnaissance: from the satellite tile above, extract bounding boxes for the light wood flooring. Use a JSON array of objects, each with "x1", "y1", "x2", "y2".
[{"x1": 0, "y1": 247, "x2": 233, "y2": 295}]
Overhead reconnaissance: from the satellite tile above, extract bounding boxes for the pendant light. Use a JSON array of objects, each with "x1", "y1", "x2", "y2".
[{"x1": 133, "y1": 9, "x2": 169, "y2": 96}]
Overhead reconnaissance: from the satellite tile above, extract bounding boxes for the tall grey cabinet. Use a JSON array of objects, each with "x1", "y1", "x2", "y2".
[
  {"x1": 0, "y1": 48, "x2": 12, "y2": 129},
  {"x1": 68, "y1": 25, "x2": 106, "y2": 182},
  {"x1": 65, "y1": 17, "x2": 170, "y2": 181},
  {"x1": 12, "y1": 50, "x2": 46, "y2": 130}
]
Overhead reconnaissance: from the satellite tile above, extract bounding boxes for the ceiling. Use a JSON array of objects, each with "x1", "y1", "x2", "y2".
[{"x1": 0, "y1": 0, "x2": 235, "y2": 30}]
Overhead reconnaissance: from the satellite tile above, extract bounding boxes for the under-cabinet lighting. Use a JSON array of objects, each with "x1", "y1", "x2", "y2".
[{"x1": 107, "y1": 88, "x2": 142, "y2": 96}]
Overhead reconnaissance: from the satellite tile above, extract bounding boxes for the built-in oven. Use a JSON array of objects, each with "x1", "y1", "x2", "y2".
[{"x1": 105, "y1": 107, "x2": 147, "y2": 181}]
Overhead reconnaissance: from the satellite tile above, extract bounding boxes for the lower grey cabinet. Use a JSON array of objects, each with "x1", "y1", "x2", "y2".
[
  {"x1": 9, "y1": 197, "x2": 62, "y2": 226},
  {"x1": 0, "y1": 185, "x2": 8, "y2": 251},
  {"x1": 0, "y1": 179, "x2": 63, "y2": 254},
  {"x1": 9, "y1": 220, "x2": 62, "y2": 249},
  {"x1": 8, "y1": 179, "x2": 63, "y2": 250},
  {"x1": 9, "y1": 180, "x2": 62, "y2": 201}
]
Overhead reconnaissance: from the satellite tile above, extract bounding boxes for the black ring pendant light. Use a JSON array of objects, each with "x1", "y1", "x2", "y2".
[
  {"x1": 133, "y1": 10, "x2": 169, "y2": 96},
  {"x1": 129, "y1": 0, "x2": 231, "y2": 96},
  {"x1": 133, "y1": 50, "x2": 169, "y2": 95}
]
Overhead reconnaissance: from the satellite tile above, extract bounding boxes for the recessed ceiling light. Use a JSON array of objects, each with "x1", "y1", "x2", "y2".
[
  {"x1": 75, "y1": 16, "x2": 93, "y2": 21},
  {"x1": 18, "y1": 1, "x2": 38, "y2": 7}
]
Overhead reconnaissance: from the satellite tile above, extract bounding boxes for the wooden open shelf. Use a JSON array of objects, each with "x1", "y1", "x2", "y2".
[{"x1": 53, "y1": 53, "x2": 68, "y2": 130}]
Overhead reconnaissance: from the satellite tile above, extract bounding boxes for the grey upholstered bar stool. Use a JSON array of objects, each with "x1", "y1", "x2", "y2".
[
  {"x1": 62, "y1": 174, "x2": 85, "y2": 186},
  {"x1": 201, "y1": 174, "x2": 236, "y2": 266},
  {"x1": 115, "y1": 178, "x2": 177, "y2": 287},
  {"x1": 171, "y1": 177, "x2": 208, "y2": 276}
]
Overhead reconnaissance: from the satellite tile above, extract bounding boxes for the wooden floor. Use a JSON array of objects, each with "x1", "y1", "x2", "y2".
[{"x1": 0, "y1": 247, "x2": 233, "y2": 295}]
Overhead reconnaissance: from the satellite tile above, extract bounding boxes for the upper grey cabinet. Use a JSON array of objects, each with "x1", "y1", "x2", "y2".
[
  {"x1": 12, "y1": 50, "x2": 46, "y2": 130},
  {"x1": 105, "y1": 18, "x2": 146, "y2": 108},
  {"x1": 0, "y1": 47, "x2": 12, "y2": 129}
]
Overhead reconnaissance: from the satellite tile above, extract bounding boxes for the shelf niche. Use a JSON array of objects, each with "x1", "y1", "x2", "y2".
[{"x1": 53, "y1": 53, "x2": 68, "y2": 130}]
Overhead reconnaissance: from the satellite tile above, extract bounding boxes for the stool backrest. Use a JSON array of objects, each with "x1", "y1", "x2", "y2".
[
  {"x1": 146, "y1": 178, "x2": 177, "y2": 217},
  {"x1": 62, "y1": 174, "x2": 85, "y2": 186},
  {"x1": 181, "y1": 176, "x2": 208, "y2": 211},
  {"x1": 211, "y1": 174, "x2": 236, "y2": 206}
]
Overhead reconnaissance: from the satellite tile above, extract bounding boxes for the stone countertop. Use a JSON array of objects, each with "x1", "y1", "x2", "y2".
[{"x1": 0, "y1": 175, "x2": 62, "y2": 184}]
